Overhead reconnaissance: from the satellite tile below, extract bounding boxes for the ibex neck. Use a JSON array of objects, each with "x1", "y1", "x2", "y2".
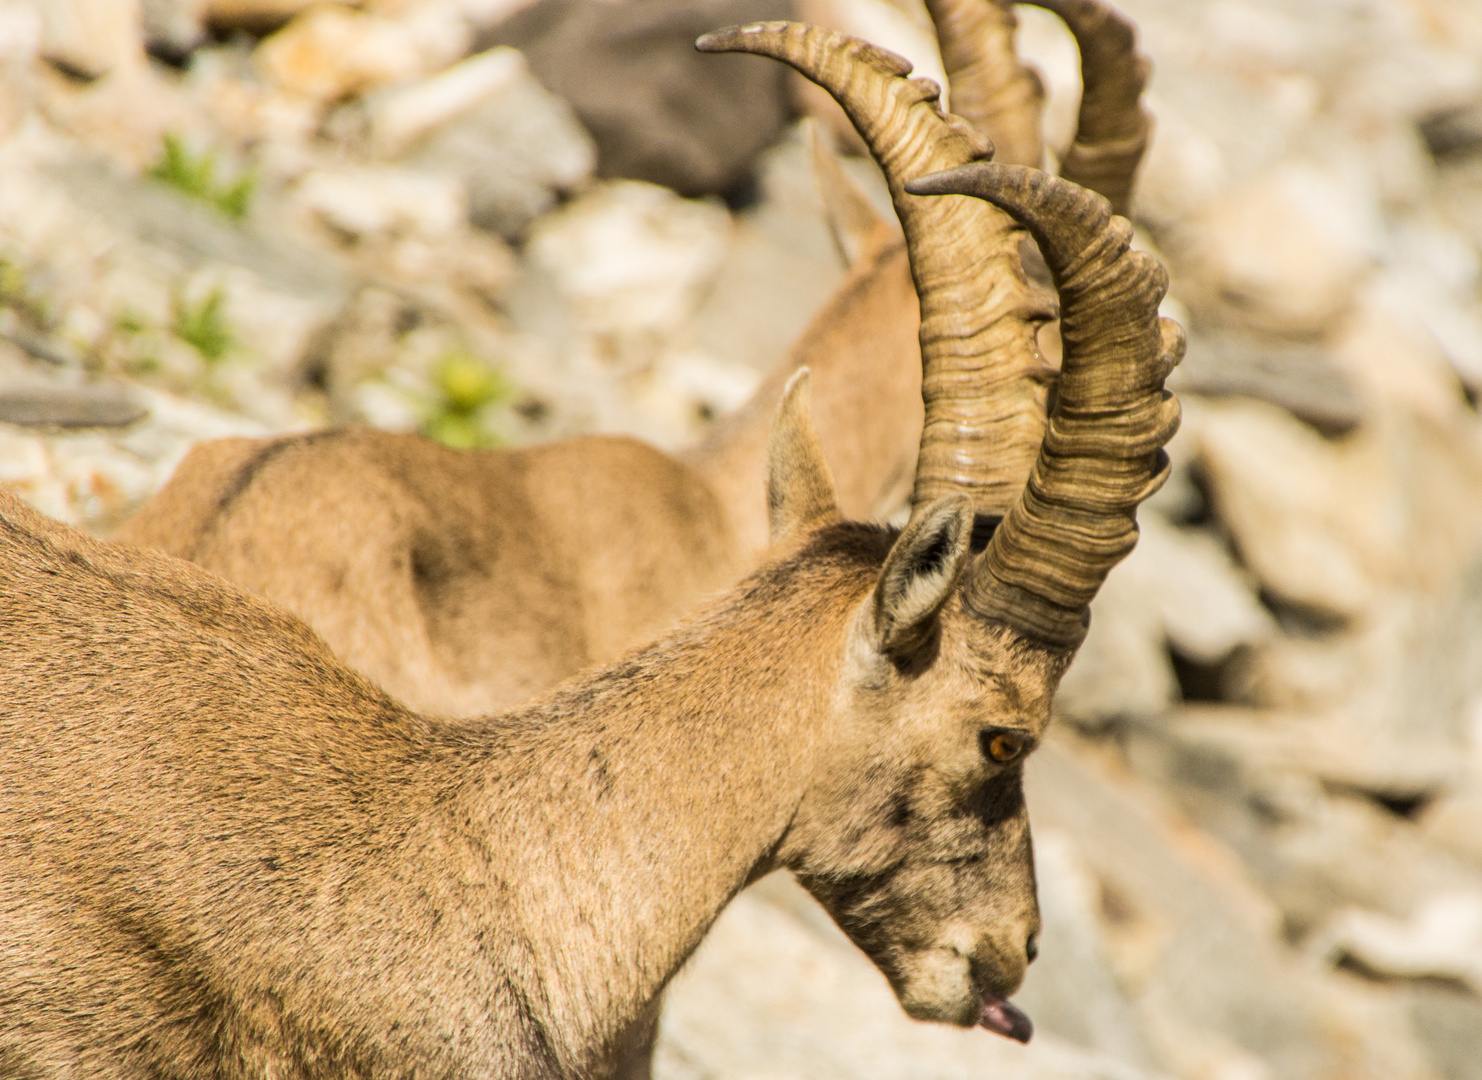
[{"x1": 469, "y1": 549, "x2": 873, "y2": 1073}]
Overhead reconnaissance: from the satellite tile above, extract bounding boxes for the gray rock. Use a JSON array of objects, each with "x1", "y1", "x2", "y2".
[
  {"x1": 141, "y1": 0, "x2": 207, "y2": 61},
  {"x1": 1403, "y1": 982, "x2": 1482, "y2": 1080},
  {"x1": 1121, "y1": 711, "x2": 1481, "y2": 935},
  {"x1": 0, "y1": 383, "x2": 147, "y2": 428},
  {"x1": 1170, "y1": 330, "x2": 1363, "y2": 436},
  {"x1": 385, "y1": 47, "x2": 596, "y2": 240},
  {"x1": 484, "y1": 0, "x2": 796, "y2": 198},
  {"x1": 1026, "y1": 739, "x2": 1429, "y2": 1080},
  {"x1": 1421, "y1": 101, "x2": 1482, "y2": 161}
]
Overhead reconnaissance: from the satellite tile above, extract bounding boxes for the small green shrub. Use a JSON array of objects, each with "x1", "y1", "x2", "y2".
[
  {"x1": 148, "y1": 134, "x2": 256, "y2": 220},
  {"x1": 0, "y1": 257, "x2": 25, "y2": 304},
  {"x1": 173, "y1": 288, "x2": 233, "y2": 365},
  {"x1": 423, "y1": 350, "x2": 509, "y2": 449}
]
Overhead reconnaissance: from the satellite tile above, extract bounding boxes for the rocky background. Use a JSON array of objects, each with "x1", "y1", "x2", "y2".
[{"x1": 3, "y1": 0, "x2": 1482, "y2": 1079}]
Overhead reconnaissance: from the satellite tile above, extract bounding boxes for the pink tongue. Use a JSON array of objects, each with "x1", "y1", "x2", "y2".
[{"x1": 980, "y1": 996, "x2": 1034, "y2": 1043}]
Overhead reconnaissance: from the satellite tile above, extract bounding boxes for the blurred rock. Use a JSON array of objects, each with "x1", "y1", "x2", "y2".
[
  {"x1": 1187, "y1": 163, "x2": 1377, "y2": 337},
  {"x1": 255, "y1": 2, "x2": 469, "y2": 103},
  {"x1": 1187, "y1": 398, "x2": 1397, "y2": 618},
  {"x1": 1420, "y1": 788, "x2": 1482, "y2": 868},
  {"x1": 372, "y1": 47, "x2": 595, "y2": 239},
  {"x1": 525, "y1": 180, "x2": 729, "y2": 340},
  {"x1": 0, "y1": 384, "x2": 266, "y2": 532},
  {"x1": 293, "y1": 166, "x2": 467, "y2": 243},
  {"x1": 1018, "y1": 829, "x2": 1161, "y2": 1068},
  {"x1": 1170, "y1": 331, "x2": 1362, "y2": 436},
  {"x1": 683, "y1": 128, "x2": 865, "y2": 376},
  {"x1": 1058, "y1": 515, "x2": 1273, "y2": 726},
  {"x1": 209, "y1": 0, "x2": 342, "y2": 35},
  {"x1": 144, "y1": 0, "x2": 344, "y2": 57},
  {"x1": 1027, "y1": 739, "x2": 1431, "y2": 1080},
  {"x1": 1312, "y1": 891, "x2": 1482, "y2": 993},
  {"x1": 485, "y1": 0, "x2": 794, "y2": 197},
  {"x1": 1056, "y1": 555, "x2": 1177, "y2": 726},
  {"x1": 141, "y1": 0, "x2": 208, "y2": 60},
  {"x1": 1123, "y1": 710, "x2": 1482, "y2": 936},
  {"x1": 1403, "y1": 982, "x2": 1482, "y2": 1080},
  {"x1": 1421, "y1": 101, "x2": 1482, "y2": 160},
  {"x1": 0, "y1": 382, "x2": 147, "y2": 428},
  {"x1": 23, "y1": 0, "x2": 143, "y2": 80}
]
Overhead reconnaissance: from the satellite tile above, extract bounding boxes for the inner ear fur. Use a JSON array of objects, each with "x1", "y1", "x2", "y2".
[
  {"x1": 768, "y1": 369, "x2": 840, "y2": 544},
  {"x1": 870, "y1": 497, "x2": 976, "y2": 659}
]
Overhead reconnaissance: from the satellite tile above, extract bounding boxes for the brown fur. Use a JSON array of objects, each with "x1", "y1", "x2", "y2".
[
  {"x1": 117, "y1": 222, "x2": 922, "y2": 718},
  {"x1": 0, "y1": 417, "x2": 1064, "y2": 1076}
]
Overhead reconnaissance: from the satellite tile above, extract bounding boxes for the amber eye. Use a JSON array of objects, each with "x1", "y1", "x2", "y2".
[{"x1": 981, "y1": 730, "x2": 1028, "y2": 764}]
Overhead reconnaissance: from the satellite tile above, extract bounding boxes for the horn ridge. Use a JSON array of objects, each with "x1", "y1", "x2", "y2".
[
  {"x1": 923, "y1": 0, "x2": 1047, "y2": 168},
  {"x1": 698, "y1": 21, "x2": 1057, "y2": 521},
  {"x1": 1023, "y1": 0, "x2": 1153, "y2": 216},
  {"x1": 904, "y1": 161, "x2": 1181, "y2": 649}
]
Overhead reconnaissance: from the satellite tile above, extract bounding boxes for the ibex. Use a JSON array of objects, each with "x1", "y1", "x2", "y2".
[
  {"x1": 115, "y1": 0, "x2": 1153, "y2": 720},
  {"x1": 0, "y1": 55, "x2": 1183, "y2": 1075}
]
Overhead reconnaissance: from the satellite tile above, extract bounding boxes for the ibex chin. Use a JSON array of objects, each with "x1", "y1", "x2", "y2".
[
  {"x1": 0, "y1": 116, "x2": 1182, "y2": 1076},
  {"x1": 114, "y1": 0, "x2": 1154, "y2": 721}
]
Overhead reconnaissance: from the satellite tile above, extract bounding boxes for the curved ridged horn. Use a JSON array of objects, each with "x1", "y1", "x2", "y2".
[
  {"x1": 907, "y1": 163, "x2": 1182, "y2": 649},
  {"x1": 923, "y1": 0, "x2": 1046, "y2": 168},
  {"x1": 697, "y1": 22, "x2": 1057, "y2": 519},
  {"x1": 1024, "y1": 0, "x2": 1152, "y2": 216}
]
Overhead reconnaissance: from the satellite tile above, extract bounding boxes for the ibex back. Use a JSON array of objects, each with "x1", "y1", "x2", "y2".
[{"x1": 0, "y1": 134, "x2": 1181, "y2": 1077}]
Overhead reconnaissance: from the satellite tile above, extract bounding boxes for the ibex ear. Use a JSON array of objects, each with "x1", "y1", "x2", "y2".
[
  {"x1": 768, "y1": 368, "x2": 840, "y2": 544},
  {"x1": 869, "y1": 497, "x2": 975, "y2": 659},
  {"x1": 808, "y1": 119, "x2": 890, "y2": 268}
]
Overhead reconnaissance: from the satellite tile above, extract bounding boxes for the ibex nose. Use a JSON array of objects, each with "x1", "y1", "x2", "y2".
[{"x1": 1025, "y1": 932, "x2": 1039, "y2": 964}]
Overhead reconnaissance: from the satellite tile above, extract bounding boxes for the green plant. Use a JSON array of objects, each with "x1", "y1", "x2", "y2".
[
  {"x1": 113, "y1": 307, "x2": 150, "y2": 336},
  {"x1": 148, "y1": 133, "x2": 256, "y2": 220},
  {"x1": 0, "y1": 257, "x2": 25, "y2": 304},
  {"x1": 422, "y1": 349, "x2": 509, "y2": 449},
  {"x1": 173, "y1": 287, "x2": 233, "y2": 365}
]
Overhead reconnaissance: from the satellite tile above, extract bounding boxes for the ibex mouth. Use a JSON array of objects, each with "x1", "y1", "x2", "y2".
[{"x1": 980, "y1": 994, "x2": 1034, "y2": 1043}]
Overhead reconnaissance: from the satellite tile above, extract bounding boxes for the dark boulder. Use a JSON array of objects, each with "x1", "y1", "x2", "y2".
[{"x1": 484, "y1": 0, "x2": 796, "y2": 199}]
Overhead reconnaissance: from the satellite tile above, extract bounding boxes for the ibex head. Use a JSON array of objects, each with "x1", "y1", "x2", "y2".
[{"x1": 707, "y1": 17, "x2": 1182, "y2": 1041}]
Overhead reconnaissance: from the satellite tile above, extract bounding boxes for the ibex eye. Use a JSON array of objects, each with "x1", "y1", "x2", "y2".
[{"x1": 981, "y1": 730, "x2": 1028, "y2": 764}]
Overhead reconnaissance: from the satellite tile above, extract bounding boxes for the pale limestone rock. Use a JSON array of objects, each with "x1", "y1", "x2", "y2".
[
  {"x1": 1055, "y1": 566, "x2": 1176, "y2": 725},
  {"x1": 1312, "y1": 891, "x2": 1482, "y2": 994},
  {"x1": 21, "y1": 0, "x2": 143, "y2": 79},
  {"x1": 1135, "y1": 99, "x2": 1229, "y2": 229},
  {"x1": 1187, "y1": 398, "x2": 1403, "y2": 618},
  {"x1": 1017, "y1": 829, "x2": 1160, "y2": 1068},
  {"x1": 255, "y1": 3, "x2": 469, "y2": 103},
  {"x1": 1057, "y1": 515, "x2": 1272, "y2": 725},
  {"x1": 683, "y1": 129, "x2": 859, "y2": 379},
  {"x1": 525, "y1": 180, "x2": 730, "y2": 339},
  {"x1": 376, "y1": 47, "x2": 596, "y2": 239},
  {"x1": 369, "y1": 45, "x2": 526, "y2": 158},
  {"x1": 1027, "y1": 739, "x2": 1433, "y2": 1080},
  {"x1": 1138, "y1": 516, "x2": 1275, "y2": 666},
  {"x1": 1420, "y1": 789, "x2": 1482, "y2": 868},
  {"x1": 0, "y1": 385, "x2": 265, "y2": 532},
  {"x1": 1189, "y1": 162, "x2": 1377, "y2": 336},
  {"x1": 293, "y1": 165, "x2": 467, "y2": 243},
  {"x1": 141, "y1": 0, "x2": 209, "y2": 57}
]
